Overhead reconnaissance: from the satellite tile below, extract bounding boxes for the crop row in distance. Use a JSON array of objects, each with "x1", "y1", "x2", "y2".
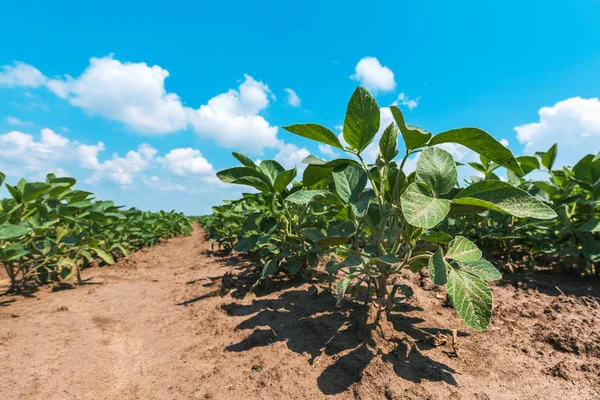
[{"x1": 0, "y1": 172, "x2": 193, "y2": 292}]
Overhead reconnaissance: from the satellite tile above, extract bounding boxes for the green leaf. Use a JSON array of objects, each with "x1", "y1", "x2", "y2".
[
  {"x1": 516, "y1": 156, "x2": 540, "y2": 175},
  {"x1": 302, "y1": 165, "x2": 332, "y2": 187},
  {"x1": 92, "y1": 248, "x2": 115, "y2": 265},
  {"x1": 335, "y1": 273, "x2": 359, "y2": 306},
  {"x1": 416, "y1": 147, "x2": 458, "y2": 196},
  {"x1": 401, "y1": 183, "x2": 451, "y2": 228},
  {"x1": 430, "y1": 128, "x2": 523, "y2": 175},
  {"x1": 453, "y1": 180, "x2": 557, "y2": 220},
  {"x1": 283, "y1": 124, "x2": 344, "y2": 150},
  {"x1": 540, "y1": 143, "x2": 558, "y2": 171},
  {"x1": 261, "y1": 258, "x2": 280, "y2": 278},
  {"x1": 573, "y1": 154, "x2": 600, "y2": 186},
  {"x1": 235, "y1": 235, "x2": 260, "y2": 252},
  {"x1": 351, "y1": 189, "x2": 375, "y2": 217},
  {"x1": 259, "y1": 160, "x2": 285, "y2": 184},
  {"x1": 447, "y1": 267, "x2": 493, "y2": 331},
  {"x1": 421, "y1": 231, "x2": 453, "y2": 245},
  {"x1": 343, "y1": 87, "x2": 380, "y2": 153},
  {"x1": 0, "y1": 171, "x2": 5, "y2": 187},
  {"x1": 274, "y1": 168, "x2": 297, "y2": 193},
  {"x1": 390, "y1": 106, "x2": 431, "y2": 150},
  {"x1": 216, "y1": 167, "x2": 272, "y2": 192},
  {"x1": 23, "y1": 182, "x2": 52, "y2": 202},
  {"x1": 0, "y1": 224, "x2": 30, "y2": 240},
  {"x1": 428, "y1": 247, "x2": 448, "y2": 285},
  {"x1": 446, "y1": 236, "x2": 482, "y2": 262},
  {"x1": 333, "y1": 164, "x2": 367, "y2": 203},
  {"x1": 580, "y1": 219, "x2": 600, "y2": 233},
  {"x1": 5, "y1": 183, "x2": 22, "y2": 203},
  {"x1": 461, "y1": 259, "x2": 502, "y2": 282},
  {"x1": 232, "y1": 152, "x2": 257, "y2": 168},
  {"x1": 285, "y1": 190, "x2": 332, "y2": 204},
  {"x1": 581, "y1": 234, "x2": 600, "y2": 262},
  {"x1": 379, "y1": 123, "x2": 398, "y2": 162}
]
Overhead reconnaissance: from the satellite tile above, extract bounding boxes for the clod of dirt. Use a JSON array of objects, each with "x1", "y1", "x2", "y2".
[{"x1": 545, "y1": 362, "x2": 572, "y2": 380}]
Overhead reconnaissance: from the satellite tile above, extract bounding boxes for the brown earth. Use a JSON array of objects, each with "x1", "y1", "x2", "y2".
[{"x1": 1, "y1": 226, "x2": 599, "y2": 400}]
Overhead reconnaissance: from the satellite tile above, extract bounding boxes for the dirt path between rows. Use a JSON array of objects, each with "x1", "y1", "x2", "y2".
[{"x1": 1, "y1": 226, "x2": 599, "y2": 399}]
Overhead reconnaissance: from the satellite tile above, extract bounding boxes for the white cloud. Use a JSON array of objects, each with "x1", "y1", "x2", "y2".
[
  {"x1": 515, "y1": 97, "x2": 600, "y2": 166},
  {"x1": 6, "y1": 116, "x2": 34, "y2": 127},
  {"x1": 318, "y1": 144, "x2": 337, "y2": 158},
  {"x1": 188, "y1": 74, "x2": 279, "y2": 153},
  {"x1": 395, "y1": 93, "x2": 419, "y2": 110},
  {"x1": 275, "y1": 141, "x2": 309, "y2": 169},
  {"x1": 160, "y1": 148, "x2": 213, "y2": 176},
  {"x1": 77, "y1": 142, "x2": 157, "y2": 185},
  {"x1": 46, "y1": 55, "x2": 188, "y2": 134},
  {"x1": 0, "y1": 128, "x2": 71, "y2": 178},
  {"x1": 284, "y1": 88, "x2": 301, "y2": 107},
  {"x1": 2, "y1": 56, "x2": 280, "y2": 154},
  {"x1": 145, "y1": 176, "x2": 188, "y2": 192},
  {"x1": 500, "y1": 138, "x2": 509, "y2": 147},
  {"x1": 0, "y1": 62, "x2": 47, "y2": 87},
  {"x1": 350, "y1": 57, "x2": 396, "y2": 93}
]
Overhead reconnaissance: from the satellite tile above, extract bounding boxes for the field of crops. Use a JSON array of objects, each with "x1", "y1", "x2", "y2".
[{"x1": 1, "y1": 87, "x2": 599, "y2": 399}]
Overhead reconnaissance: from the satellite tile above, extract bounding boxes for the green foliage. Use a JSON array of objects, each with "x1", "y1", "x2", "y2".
[
  {"x1": 205, "y1": 86, "x2": 559, "y2": 332},
  {"x1": 0, "y1": 173, "x2": 192, "y2": 291}
]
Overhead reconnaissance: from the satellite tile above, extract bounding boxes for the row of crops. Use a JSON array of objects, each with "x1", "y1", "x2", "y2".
[
  {"x1": 200, "y1": 87, "x2": 599, "y2": 332},
  {"x1": 0, "y1": 172, "x2": 192, "y2": 291}
]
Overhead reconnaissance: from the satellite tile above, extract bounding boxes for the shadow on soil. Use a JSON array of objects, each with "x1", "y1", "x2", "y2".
[{"x1": 222, "y1": 288, "x2": 458, "y2": 395}]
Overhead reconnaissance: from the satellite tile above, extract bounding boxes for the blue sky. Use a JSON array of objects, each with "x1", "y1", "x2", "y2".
[{"x1": 1, "y1": 1, "x2": 599, "y2": 214}]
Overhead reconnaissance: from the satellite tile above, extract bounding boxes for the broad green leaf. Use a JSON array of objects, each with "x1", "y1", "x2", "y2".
[
  {"x1": 573, "y1": 154, "x2": 600, "y2": 186},
  {"x1": 516, "y1": 156, "x2": 540, "y2": 176},
  {"x1": 0, "y1": 171, "x2": 5, "y2": 187},
  {"x1": 351, "y1": 189, "x2": 375, "y2": 217},
  {"x1": 318, "y1": 221, "x2": 357, "y2": 246},
  {"x1": 283, "y1": 124, "x2": 344, "y2": 150},
  {"x1": 92, "y1": 248, "x2": 115, "y2": 265},
  {"x1": 390, "y1": 106, "x2": 431, "y2": 150},
  {"x1": 259, "y1": 160, "x2": 285, "y2": 184},
  {"x1": 216, "y1": 167, "x2": 272, "y2": 192},
  {"x1": 446, "y1": 236, "x2": 482, "y2": 262},
  {"x1": 421, "y1": 231, "x2": 453, "y2": 245},
  {"x1": 453, "y1": 180, "x2": 557, "y2": 220},
  {"x1": 235, "y1": 235, "x2": 260, "y2": 252},
  {"x1": 580, "y1": 219, "x2": 600, "y2": 233},
  {"x1": 261, "y1": 258, "x2": 279, "y2": 278},
  {"x1": 461, "y1": 259, "x2": 502, "y2": 282},
  {"x1": 5, "y1": 183, "x2": 22, "y2": 203},
  {"x1": 401, "y1": 183, "x2": 451, "y2": 228},
  {"x1": 302, "y1": 165, "x2": 332, "y2": 187},
  {"x1": 540, "y1": 143, "x2": 558, "y2": 171},
  {"x1": 379, "y1": 123, "x2": 398, "y2": 162},
  {"x1": 333, "y1": 164, "x2": 367, "y2": 203},
  {"x1": 428, "y1": 247, "x2": 448, "y2": 285},
  {"x1": 447, "y1": 267, "x2": 493, "y2": 331},
  {"x1": 23, "y1": 182, "x2": 52, "y2": 202},
  {"x1": 285, "y1": 190, "x2": 332, "y2": 204},
  {"x1": 0, "y1": 224, "x2": 30, "y2": 240},
  {"x1": 416, "y1": 147, "x2": 457, "y2": 196},
  {"x1": 301, "y1": 229, "x2": 325, "y2": 243},
  {"x1": 343, "y1": 87, "x2": 380, "y2": 153},
  {"x1": 274, "y1": 168, "x2": 297, "y2": 192},
  {"x1": 430, "y1": 128, "x2": 523, "y2": 175},
  {"x1": 232, "y1": 152, "x2": 257, "y2": 168}
]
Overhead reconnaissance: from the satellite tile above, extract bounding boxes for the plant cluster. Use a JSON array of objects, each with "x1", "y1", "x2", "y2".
[
  {"x1": 0, "y1": 172, "x2": 192, "y2": 291},
  {"x1": 202, "y1": 87, "x2": 557, "y2": 331}
]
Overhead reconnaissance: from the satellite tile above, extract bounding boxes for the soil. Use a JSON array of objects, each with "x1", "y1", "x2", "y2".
[{"x1": 1, "y1": 226, "x2": 599, "y2": 400}]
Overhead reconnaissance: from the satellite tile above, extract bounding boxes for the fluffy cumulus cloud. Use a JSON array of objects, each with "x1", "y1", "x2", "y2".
[
  {"x1": 275, "y1": 141, "x2": 310, "y2": 170},
  {"x1": 0, "y1": 62, "x2": 47, "y2": 87},
  {"x1": 0, "y1": 56, "x2": 280, "y2": 154},
  {"x1": 514, "y1": 97, "x2": 600, "y2": 166},
  {"x1": 284, "y1": 88, "x2": 301, "y2": 107},
  {"x1": 0, "y1": 128, "x2": 71, "y2": 178},
  {"x1": 160, "y1": 148, "x2": 213, "y2": 176},
  {"x1": 351, "y1": 57, "x2": 396, "y2": 93},
  {"x1": 318, "y1": 144, "x2": 337, "y2": 158},
  {"x1": 187, "y1": 74, "x2": 279, "y2": 153}
]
